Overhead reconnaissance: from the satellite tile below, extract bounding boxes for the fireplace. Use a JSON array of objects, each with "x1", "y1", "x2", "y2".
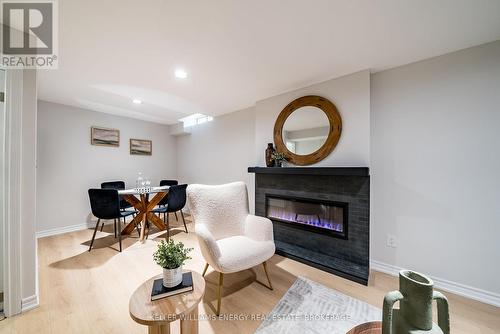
[
  {"x1": 266, "y1": 195, "x2": 347, "y2": 239},
  {"x1": 249, "y1": 167, "x2": 370, "y2": 285}
]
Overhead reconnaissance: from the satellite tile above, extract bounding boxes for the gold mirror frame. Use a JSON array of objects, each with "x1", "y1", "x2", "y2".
[{"x1": 274, "y1": 95, "x2": 342, "y2": 166}]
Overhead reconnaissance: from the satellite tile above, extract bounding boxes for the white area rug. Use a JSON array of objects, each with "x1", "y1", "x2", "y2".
[{"x1": 255, "y1": 277, "x2": 381, "y2": 334}]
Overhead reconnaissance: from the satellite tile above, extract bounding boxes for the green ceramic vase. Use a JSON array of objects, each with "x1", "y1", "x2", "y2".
[{"x1": 382, "y1": 270, "x2": 450, "y2": 334}]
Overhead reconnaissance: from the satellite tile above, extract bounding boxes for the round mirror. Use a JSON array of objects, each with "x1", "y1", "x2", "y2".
[
  {"x1": 274, "y1": 95, "x2": 342, "y2": 165},
  {"x1": 282, "y1": 106, "x2": 330, "y2": 155}
]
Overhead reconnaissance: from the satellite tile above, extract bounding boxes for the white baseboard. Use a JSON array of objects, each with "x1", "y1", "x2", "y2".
[
  {"x1": 37, "y1": 211, "x2": 190, "y2": 239},
  {"x1": 21, "y1": 294, "x2": 39, "y2": 312},
  {"x1": 36, "y1": 218, "x2": 127, "y2": 238},
  {"x1": 370, "y1": 260, "x2": 500, "y2": 308},
  {"x1": 36, "y1": 223, "x2": 90, "y2": 238}
]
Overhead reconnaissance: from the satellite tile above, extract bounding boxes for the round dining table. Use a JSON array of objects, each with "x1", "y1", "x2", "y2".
[{"x1": 118, "y1": 186, "x2": 169, "y2": 241}]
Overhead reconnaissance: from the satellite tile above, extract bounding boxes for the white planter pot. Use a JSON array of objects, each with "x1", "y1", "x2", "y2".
[{"x1": 163, "y1": 266, "x2": 183, "y2": 288}]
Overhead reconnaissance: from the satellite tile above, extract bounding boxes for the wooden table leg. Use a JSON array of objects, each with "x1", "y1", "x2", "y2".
[
  {"x1": 121, "y1": 194, "x2": 144, "y2": 235},
  {"x1": 148, "y1": 324, "x2": 170, "y2": 334},
  {"x1": 121, "y1": 212, "x2": 144, "y2": 235},
  {"x1": 180, "y1": 307, "x2": 199, "y2": 334},
  {"x1": 147, "y1": 212, "x2": 167, "y2": 231},
  {"x1": 121, "y1": 191, "x2": 168, "y2": 241}
]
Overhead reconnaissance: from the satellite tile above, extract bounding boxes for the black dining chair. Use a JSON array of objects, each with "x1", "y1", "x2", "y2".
[
  {"x1": 88, "y1": 188, "x2": 136, "y2": 252},
  {"x1": 160, "y1": 180, "x2": 178, "y2": 187},
  {"x1": 157, "y1": 179, "x2": 179, "y2": 220},
  {"x1": 150, "y1": 184, "x2": 188, "y2": 239},
  {"x1": 101, "y1": 181, "x2": 133, "y2": 210},
  {"x1": 101, "y1": 181, "x2": 136, "y2": 231}
]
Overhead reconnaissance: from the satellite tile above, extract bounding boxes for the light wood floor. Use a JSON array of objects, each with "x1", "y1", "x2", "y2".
[{"x1": 0, "y1": 216, "x2": 499, "y2": 334}]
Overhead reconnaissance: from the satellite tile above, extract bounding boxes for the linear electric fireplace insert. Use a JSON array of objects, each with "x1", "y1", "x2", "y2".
[{"x1": 266, "y1": 195, "x2": 348, "y2": 239}]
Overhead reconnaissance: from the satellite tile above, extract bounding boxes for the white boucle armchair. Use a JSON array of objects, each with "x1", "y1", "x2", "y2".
[{"x1": 187, "y1": 182, "x2": 275, "y2": 315}]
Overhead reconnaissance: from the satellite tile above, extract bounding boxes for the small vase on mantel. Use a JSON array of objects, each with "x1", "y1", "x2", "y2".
[{"x1": 265, "y1": 143, "x2": 276, "y2": 167}]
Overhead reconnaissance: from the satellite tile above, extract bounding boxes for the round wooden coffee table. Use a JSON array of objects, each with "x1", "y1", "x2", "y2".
[
  {"x1": 129, "y1": 271, "x2": 205, "y2": 334},
  {"x1": 346, "y1": 321, "x2": 382, "y2": 334}
]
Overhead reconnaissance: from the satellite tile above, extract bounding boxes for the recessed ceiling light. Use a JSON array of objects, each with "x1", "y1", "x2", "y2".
[
  {"x1": 132, "y1": 99, "x2": 142, "y2": 104},
  {"x1": 175, "y1": 69, "x2": 188, "y2": 79}
]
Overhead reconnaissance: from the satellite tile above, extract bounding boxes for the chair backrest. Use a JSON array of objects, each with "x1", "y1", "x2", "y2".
[
  {"x1": 166, "y1": 184, "x2": 187, "y2": 212},
  {"x1": 101, "y1": 181, "x2": 130, "y2": 209},
  {"x1": 187, "y1": 182, "x2": 249, "y2": 240},
  {"x1": 158, "y1": 180, "x2": 178, "y2": 205},
  {"x1": 88, "y1": 188, "x2": 121, "y2": 219},
  {"x1": 101, "y1": 181, "x2": 125, "y2": 190},
  {"x1": 160, "y1": 179, "x2": 178, "y2": 187}
]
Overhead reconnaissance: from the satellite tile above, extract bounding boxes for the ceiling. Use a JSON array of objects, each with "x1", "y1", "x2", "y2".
[{"x1": 37, "y1": 0, "x2": 500, "y2": 124}]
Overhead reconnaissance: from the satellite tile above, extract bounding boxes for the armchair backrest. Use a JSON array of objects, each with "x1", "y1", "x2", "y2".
[{"x1": 187, "y1": 182, "x2": 249, "y2": 240}]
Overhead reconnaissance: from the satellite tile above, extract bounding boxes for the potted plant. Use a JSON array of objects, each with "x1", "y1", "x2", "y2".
[
  {"x1": 271, "y1": 151, "x2": 286, "y2": 167},
  {"x1": 153, "y1": 239, "x2": 193, "y2": 288}
]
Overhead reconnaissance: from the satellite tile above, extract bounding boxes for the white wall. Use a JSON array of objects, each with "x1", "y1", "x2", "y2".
[
  {"x1": 254, "y1": 70, "x2": 371, "y2": 167},
  {"x1": 175, "y1": 107, "x2": 256, "y2": 212},
  {"x1": 371, "y1": 41, "x2": 500, "y2": 295},
  {"x1": 36, "y1": 101, "x2": 177, "y2": 234}
]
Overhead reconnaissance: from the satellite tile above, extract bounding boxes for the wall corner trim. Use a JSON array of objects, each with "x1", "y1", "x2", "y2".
[
  {"x1": 21, "y1": 294, "x2": 39, "y2": 312},
  {"x1": 370, "y1": 260, "x2": 500, "y2": 308}
]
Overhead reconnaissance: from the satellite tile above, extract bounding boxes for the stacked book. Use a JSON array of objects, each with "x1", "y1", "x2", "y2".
[{"x1": 151, "y1": 272, "x2": 194, "y2": 301}]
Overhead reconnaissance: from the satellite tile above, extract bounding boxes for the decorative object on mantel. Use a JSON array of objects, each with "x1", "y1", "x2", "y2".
[
  {"x1": 254, "y1": 277, "x2": 381, "y2": 334},
  {"x1": 382, "y1": 270, "x2": 450, "y2": 334},
  {"x1": 265, "y1": 143, "x2": 276, "y2": 167},
  {"x1": 153, "y1": 239, "x2": 193, "y2": 288},
  {"x1": 271, "y1": 151, "x2": 286, "y2": 167},
  {"x1": 90, "y1": 126, "x2": 120, "y2": 147},
  {"x1": 130, "y1": 138, "x2": 152, "y2": 155},
  {"x1": 274, "y1": 95, "x2": 342, "y2": 166}
]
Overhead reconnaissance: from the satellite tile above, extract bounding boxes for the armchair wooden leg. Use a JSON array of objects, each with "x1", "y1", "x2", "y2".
[
  {"x1": 89, "y1": 218, "x2": 100, "y2": 252},
  {"x1": 202, "y1": 263, "x2": 209, "y2": 277},
  {"x1": 114, "y1": 219, "x2": 117, "y2": 238},
  {"x1": 216, "y1": 272, "x2": 224, "y2": 316},
  {"x1": 175, "y1": 212, "x2": 179, "y2": 221},
  {"x1": 100, "y1": 219, "x2": 106, "y2": 232},
  {"x1": 181, "y1": 211, "x2": 188, "y2": 233},
  {"x1": 263, "y1": 261, "x2": 273, "y2": 290}
]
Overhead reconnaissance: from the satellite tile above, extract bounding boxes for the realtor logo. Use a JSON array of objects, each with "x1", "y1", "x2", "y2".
[{"x1": 1, "y1": 0, "x2": 58, "y2": 68}]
